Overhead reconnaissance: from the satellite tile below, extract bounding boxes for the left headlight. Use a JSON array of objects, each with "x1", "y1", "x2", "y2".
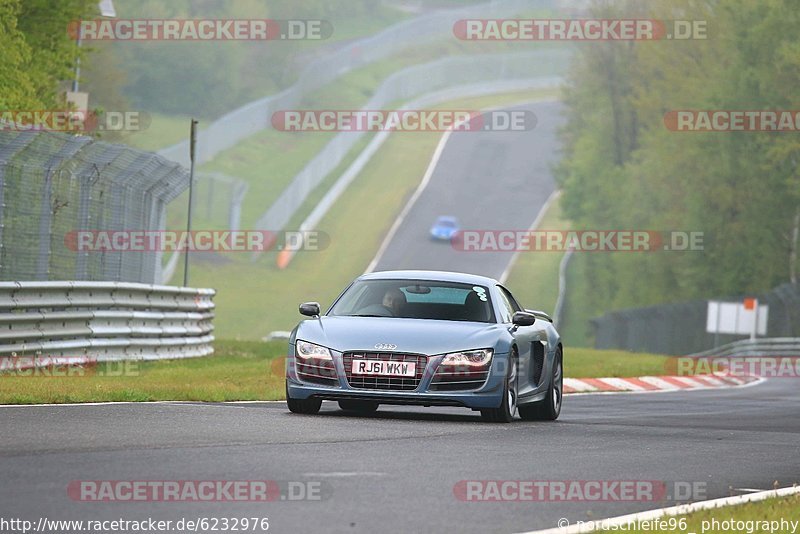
[
  {"x1": 296, "y1": 340, "x2": 333, "y2": 361},
  {"x1": 440, "y1": 349, "x2": 493, "y2": 367}
]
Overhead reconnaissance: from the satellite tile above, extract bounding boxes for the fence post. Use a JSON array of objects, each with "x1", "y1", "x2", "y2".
[
  {"x1": 35, "y1": 168, "x2": 54, "y2": 280},
  {"x1": 0, "y1": 169, "x2": 4, "y2": 277},
  {"x1": 75, "y1": 170, "x2": 93, "y2": 280}
]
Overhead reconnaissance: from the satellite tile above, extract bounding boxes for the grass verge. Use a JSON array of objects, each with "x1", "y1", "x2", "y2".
[
  {"x1": 124, "y1": 113, "x2": 195, "y2": 152},
  {"x1": 560, "y1": 251, "x2": 594, "y2": 347},
  {"x1": 502, "y1": 191, "x2": 596, "y2": 348},
  {"x1": 0, "y1": 342, "x2": 672, "y2": 404},
  {"x1": 504, "y1": 195, "x2": 568, "y2": 314},
  {"x1": 615, "y1": 493, "x2": 800, "y2": 533},
  {"x1": 180, "y1": 88, "x2": 560, "y2": 339},
  {"x1": 164, "y1": 41, "x2": 568, "y2": 231},
  {"x1": 0, "y1": 341, "x2": 286, "y2": 405},
  {"x1": 566, "y1": 347, "x2": 670, "y2": 378}
]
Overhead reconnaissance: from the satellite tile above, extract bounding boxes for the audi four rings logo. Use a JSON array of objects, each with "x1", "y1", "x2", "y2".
[{"x1": 374, "y1": 343, "x2": 397, "y2": 350}]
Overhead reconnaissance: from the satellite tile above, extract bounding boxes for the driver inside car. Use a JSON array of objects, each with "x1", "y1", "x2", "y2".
[{"x1": 382, "y1": 288, "x2": 406, "y2": 317}]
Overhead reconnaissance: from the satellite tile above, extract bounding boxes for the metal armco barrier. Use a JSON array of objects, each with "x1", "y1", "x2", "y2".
[
  {"x1": 0, "y1": 282, "x2": 215, "y2": 362},
  {"x1": 157, "y1": 0, "x2": 565, "y2": 168},
  {"x1": 688, "y1": 338, "x2": 800, "y2": 358},
  {"x1": 251, "y1": 50, "x2": 571, "y2": 259}
]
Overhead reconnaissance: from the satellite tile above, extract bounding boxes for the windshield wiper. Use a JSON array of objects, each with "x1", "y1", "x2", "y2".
[{"x1": 346, "y1": 314, "x2": 387, "y2": 317}]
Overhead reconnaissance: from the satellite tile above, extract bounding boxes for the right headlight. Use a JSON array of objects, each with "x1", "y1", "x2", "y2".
[
  {"x1": 440, "y1": 349, "x2": 493, "y2": 367},
  {"x1": 295, "y1": 340, "x2": 333, "y2": 361}
]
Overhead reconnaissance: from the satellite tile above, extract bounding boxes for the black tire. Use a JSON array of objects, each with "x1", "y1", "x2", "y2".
[
  {"x1": 338, "y1": 400, "x2": 379, "y2": 413},
  {"x1": 286, "y1": 383, "x2": 322, "y2": 414},
  {"x1": 519, "y1": 346, "x2": 563, "y2": 421},
  {"x1": 480, "y1": 353, "x2": 518, "y2": 423}
]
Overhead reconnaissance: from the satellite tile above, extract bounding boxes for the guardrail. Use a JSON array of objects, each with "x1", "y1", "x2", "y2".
[
  {"x1": 688, "y1": 338, "x2": 800, "y2": 358},
  {"x1": 274, "y1": 77, "x2": 564, "y2": 270},
  {"x1": 553, "y1": 248, "x2": 574, "y2": 329},
  {"x1": 251, "y1": 49, "x2": 571, "y2": 260},
  {"x1": 0, "y1": 282, "x2": 215, "y2": 363},
  {"x1": 156, "y1": 0, "x2": 550, "y2": 167}
]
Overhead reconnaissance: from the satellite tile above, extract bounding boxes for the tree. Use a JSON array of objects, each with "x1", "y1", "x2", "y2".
[
  {"x1": 0, "y1": 0, "x2": 38, "y2": 109},
  {"x1": 0, "y1": 0, "x2": 97, "y2": 109},
  {"x1": 557, "y1": 0, "x2": 800, "y2": 318}
]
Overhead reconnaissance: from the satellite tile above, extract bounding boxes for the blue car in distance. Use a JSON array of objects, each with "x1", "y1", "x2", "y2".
[
  {"x1": 429, "y1": 215, "x2": 460, "y2": 241},
  {"x1": 285, "y1": 270, "x2": 563, "y2": 423}
]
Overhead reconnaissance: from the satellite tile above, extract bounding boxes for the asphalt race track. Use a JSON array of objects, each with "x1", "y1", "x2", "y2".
[
  {"x1": 373, "y1": 100, "x2": 562, "y2": 279},
  {"x1": 1, "y1": 379, "x2": 798, "y2": 534}
]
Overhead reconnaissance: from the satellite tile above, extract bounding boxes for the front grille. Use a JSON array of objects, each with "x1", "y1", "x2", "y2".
[{"x1": 343, "y1": 352, "x2": 427, "y2": 391}]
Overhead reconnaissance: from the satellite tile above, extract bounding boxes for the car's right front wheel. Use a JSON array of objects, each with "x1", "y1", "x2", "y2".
[{"x1": 286, "y1": 383, "x2": 322, "y2": 414}]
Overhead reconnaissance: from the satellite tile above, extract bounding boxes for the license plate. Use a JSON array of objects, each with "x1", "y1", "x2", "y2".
[{"x1": 351, "y1": 359, "x2": 416, "y2": 377}]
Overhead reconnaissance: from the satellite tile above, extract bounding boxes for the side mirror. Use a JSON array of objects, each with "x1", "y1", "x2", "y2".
[
  {"x1": 512, "y1": 311, "x2": 536, "y2": 327},
  {"x1": 299, "y1": 302, "x2": 321, "y2": 317}
]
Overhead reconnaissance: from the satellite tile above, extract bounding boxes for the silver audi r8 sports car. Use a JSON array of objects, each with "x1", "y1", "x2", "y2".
[{"x1": 285, "y1": 270, "x2": 563, "y2": 423}]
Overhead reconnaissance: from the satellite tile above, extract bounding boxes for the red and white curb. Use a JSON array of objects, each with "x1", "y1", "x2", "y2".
[{"x1": 563, "y1": 373, "x2": 761, "y2": 394}]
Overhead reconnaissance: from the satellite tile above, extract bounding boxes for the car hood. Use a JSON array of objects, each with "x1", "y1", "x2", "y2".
[{"x1": 295, "y1": 316, "x2": 508, "y2": 355}]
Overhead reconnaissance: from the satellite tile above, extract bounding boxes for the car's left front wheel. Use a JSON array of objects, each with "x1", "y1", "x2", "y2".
[{"x1": 286, "y1": 383, "x2": 322, "y2": 414}]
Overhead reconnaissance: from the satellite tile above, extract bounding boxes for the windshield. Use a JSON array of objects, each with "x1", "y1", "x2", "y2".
[{"x1": 328, "y1": 279, "x2": 495, "y2": 323}]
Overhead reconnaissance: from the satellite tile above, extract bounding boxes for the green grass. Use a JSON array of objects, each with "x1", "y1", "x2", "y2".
[
  {"x1": 179, "y1": 88, "x2": 561, "y2": 339},
  {"x1": 565, "y1": 347, "x2": 671, "y2": 379},
  {"x1": 0, "y1": 343, "x2": 670, "y2": 404},
  {"x1": 504, "y1": 195, "x2": 568, "y2": 314},
  {"x1": 320, "y1": 4, "x2": 415, "y2": 43},
  {"x1": 0, "y1": 340, "x2": 287, "y2": 405},
  {"x1": 501, "y1": 202, "x2": 641, "y2": 349},
  {"x1": 162, "y1": 45, "x2": 464, "y2": 233},
  {"x1": 187, "y1": 124, "x2": 442, "y2": 338},
  {"x1": 162, "y1": 51, "x2": 433, "y2": 232},
  {"x1": 283, "y1": 88, "x2": 561, "y2": 235},
  {"x1": 169, "y1": 129, "x2": 336, "y2": 230},
  {"x1": 502, "y1": 192, "x2": 598, "y2": 348},
  {"x1": 614, "y1": 494, "x2": 800, "y2": 533},
  {"x1": 162, "y1": 37, "x2": 568, "y2": 229},
  {"x1": 124, "y1": 112, "x2": 195, "y2": 152},
  {"x1": 112, "y1": 4, "x2": 416, "y2": 153},
  {"x1": 560, "y1": 251, "x2": 594, "y2": 347}
]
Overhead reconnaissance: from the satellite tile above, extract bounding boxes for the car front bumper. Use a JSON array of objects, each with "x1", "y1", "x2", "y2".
[{"x1": 286, "y1": 350, "x2": 508, "y2": 410}]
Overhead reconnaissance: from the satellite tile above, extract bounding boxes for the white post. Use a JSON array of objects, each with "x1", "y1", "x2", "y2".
[{"x1": 750, "y1": 299, "x2": 759, "y2": 341}]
